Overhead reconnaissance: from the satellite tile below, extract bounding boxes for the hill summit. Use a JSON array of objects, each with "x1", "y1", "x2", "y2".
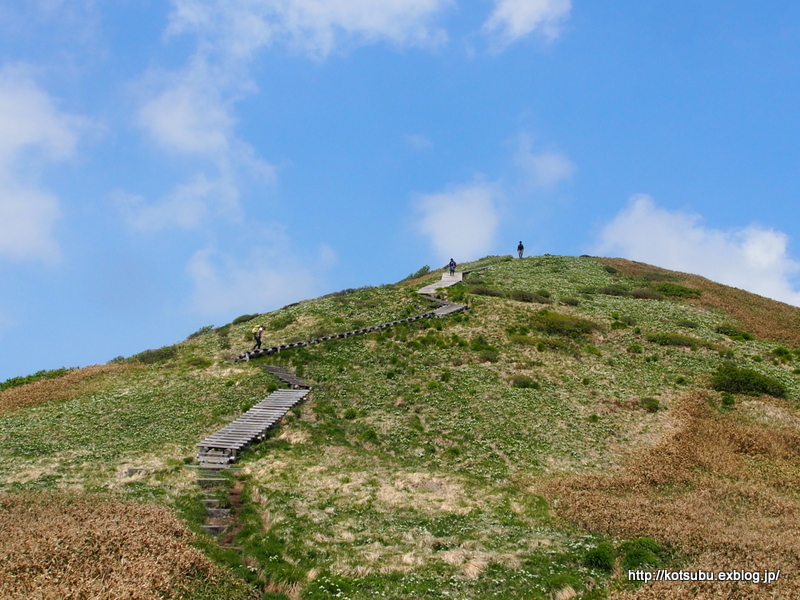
[{"x1": 1, "y1": 255, "x2": 799, "y2": 599}]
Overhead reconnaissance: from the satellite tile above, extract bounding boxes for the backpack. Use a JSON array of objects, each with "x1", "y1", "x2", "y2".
[{"x1": 252, "y1": 326, "x2": 260, "y2": 335}]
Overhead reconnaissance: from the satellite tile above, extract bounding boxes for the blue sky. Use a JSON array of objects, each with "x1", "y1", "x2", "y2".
[{"x1": 2, "y1": 0, "x2": 800, "y2": 381}]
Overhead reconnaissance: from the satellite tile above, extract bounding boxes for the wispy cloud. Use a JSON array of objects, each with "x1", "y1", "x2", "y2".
[
  {"x1": 0, "y1": 63, "x2": 84, "y2": 263},
  {"x1": 593, "y1": 195, "x2": 800, "y2": 306},
  {"x1": 484, "y1": 0, "x2": 571, "y2": 48},
  {"x1": 515, "y1": 133, "x2": 576, "y2": 188},
  {"x1": 167, "y1": 0, "x2": 451, "y2": 60},
  {"x1": 186, "y1": 244, "x2": 317, "y2": 315},
  {"x1": 415, "y1": 181, "x2": 501, "y2": 264}
]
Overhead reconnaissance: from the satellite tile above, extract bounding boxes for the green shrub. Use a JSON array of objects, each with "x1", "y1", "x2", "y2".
[
  {"x1": 478, "y1": 350, "x2": 499, "y2": 363},
  {"x1": 186, "y1": 356, "x2": 213, "y2": 369},
  {"x1": 0, "y1": 367, "x2": 73, "y2": 392},
  {"x1": 343, "y1": 409, "x2": 357, "y2": 420},
  {"x1": 131, "y1": 345, "x2": 178, "y2": 364},
  {"x1": 584, "y1": 542, "x2": 615, "y2": 572},
  {"x1": 469, "y1": 286, "x2": 504, "y2": 298},
  {"x1": 721, "y1": 392, "x2": 735, "y2": 409},
  {"x1": 584, "y1": 345, "x2": 601, "y2": 355},
  {"x1": 512, "y1": 376, "x2": 540, "y2": 389},
  {"x1": 530, "y1": 310, "x2": 597, "y2": 339},
  {"x1": 654, "y1": 283, "x2": 702, "y2": 298},
  {"x1": 611, "y1": 321, "x2": 628, "y2": 330},
  {"x1": 715, "y1": 323, "x2": 754, "y2": 341},
  {"x1": 268, "y1": 314, "x2": 295, "y2": 331},
  {"x1": 645, "y1": 333, "x2": 706, "y2": 348},
  {"x1": 187, "y1": 325, "x2": 214, "y2": 339},
  {"x1": 620, "y1": 538, "x2": 662, "y2": 570},
  {"x1": 232, "y1": 313, "x2": 259, "y2": 325},
  {"x1": 640, "y1": 397, "x2": 660, "y2": 413},
  {"x1": 711, "y1": 363, "x2": 786, "y2": 398},
  {"x1": 632, "y1": 288, "x2": 665, "y2": 300},
  {"x1": 561, "y1": 296, "x2": 580, "y2": 306},
  {"x1": 773, "y1": 346, "x2": 793, "y2": 360},
  {"x1": 675, "y1": 319, "x2": 698, "y2": 329},
  {"x1": 603, "y1": 265, "x2": 619, "y2": 274},
  {"x1": 598, "y1": 285, "x2": 629, "y2": 296},
  {"x1": 509, "y1": 289, "x2": 551, "y2": 303},
  {"x1": 509, "y1": 334, "x2": 537, "y2": 346},
  {"x1": 404, "y1": 264, "x2": 430, "y2": 280},
  {"x1": 627, "y1": 344, "x2": 643, "y2": 354}
]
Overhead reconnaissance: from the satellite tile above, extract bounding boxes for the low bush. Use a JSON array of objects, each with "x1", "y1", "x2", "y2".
[
  {"x1": 561, "y1": 297, "x2": 580, "y2": 306},
  {"x1": 187, "y1": 325, "x2": 214, "y2": 339},
  {"x1": 598, "y1": 285, "x2": 629, "y2": 297},
  {"x1": 509, "y1": 334, "x2": 537, "y2": 346},
  {"x1": 675, "y1": 319, "x2": 699, "y2": 329},
  {"x1": 509, "y1": 289, "x2": 552, "y2": 303},
  {"x1": 711, "y1": 363, "x2": 786, "y2": 398},
  {"x1": 0, "y1": 367, "x2": 73, "y2": 392},
  {"x1": 403, "y1": 265, "x2": 430, "y2": 280},
  {"x1": 232, "y1": 313, "x2": 259, "y2": 325},
  {"x1": 603, "y1": 265, "x2": 619, "y2": 274},
  {"x1": 269, "y1": 314, "x2": 295, "y2": 331},
  {"x1": 530, "y1": 310, "x2": 598, "y2": 339},
  {"x1": 654, "y1": 282, "x2": 702, "y2": 298},
  {"x1": 645, "y1": 333, "x2": 707, "y2": 348},
  {"x1": 131, "y1": 345, "x2": 178, "y2": 364},
  {"x1": 620, "y1": 538, "x2": 663, "y2": 571},
  {"x1": 715, "y1": 323, "x2": 754, "y2": 341},
  {"x1": 611, "y1": 321, "x2": 628, "y2": 330},
  {"x1": 512, "y1": 376, "x2": 540, "y2": 389},
  {"x1": 640, "y1": 397, "x2": 660, "y2": 413},
  {"x1": 478, "y1": 350, "x2": 500, "y2": 363},
  {"x1": 584, "y1": 542, "x2": 615, "y2": 572},
  {"x1": 632, "y1": 288, "x2": 665, "y2": 300},
  {"x1": 627, "y1": 344, "x2": 643, "y2": 354},
  {"x1": 469, "y1": 286, "x2": 504, "y2": 298}
]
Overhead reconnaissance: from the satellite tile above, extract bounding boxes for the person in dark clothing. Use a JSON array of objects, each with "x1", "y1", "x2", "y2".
[
  {"x1": 517, "y1": 241, "x2": 524, "y2": 258},
  {"x1": 252, "y1": 325, "x2": 265, "y2": 350},
  {"x1": 448, "y1": 258, "x2": 457, "y2": 276}
]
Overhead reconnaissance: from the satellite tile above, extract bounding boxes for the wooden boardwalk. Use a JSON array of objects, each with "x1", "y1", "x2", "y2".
[
  {"x1": 198, "y1": 266, "x2": 496, "y2": 467},
  {"x1": 196, "y1": 388, "x2": 309, "y2": 466}
]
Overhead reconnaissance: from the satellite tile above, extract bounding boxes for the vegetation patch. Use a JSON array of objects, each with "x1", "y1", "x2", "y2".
[
  {"x1": 529, "y1": 310, "x2": 598, "y2": 339},
  {"x1": 0, "y1": 367, "x2": 73, "y2": 392},
  {"x1": 715, "y1": 323, "x2": 754, "y2": 341},
  {"x1": 645, "y1": 333, "x2": 709, "y2": 349},
  {"x1": 711, "y1": 363, "x2": 786, "y2": 398},
  {"x1": 653, "y1": 282, "x2": 702, "y2": 298}
]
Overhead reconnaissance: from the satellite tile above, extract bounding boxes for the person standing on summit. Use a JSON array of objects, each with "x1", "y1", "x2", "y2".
[
  {"x1": 517, "y1": 241, "x2": 524, "y2": 258},
  {"x1": 448, "y1": 258, "x2": 457, "y2": 276}
]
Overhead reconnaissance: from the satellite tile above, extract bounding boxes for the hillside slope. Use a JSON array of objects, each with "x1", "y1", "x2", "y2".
[{"x1": 1, "y1": 255, "x2": 799, "y2": 599}]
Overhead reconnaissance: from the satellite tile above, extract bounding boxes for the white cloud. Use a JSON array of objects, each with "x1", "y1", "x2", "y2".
[
  {"x1": 416, "y1": 181, "x2": 501, "y2": 264},
  {"x1": 187, "y1": 245, "x2": 317, "y2": 315},
  {"x1": 167, "y1": 0, "x2": 451, "y2": 59},
  {"x1": 115, "y1": 173, "x2": 240, "y2": 231},
  {"x1": 131, "y1": 59, "x2": 274, "y2": 231},
  {"x1": 138, "y1": 59, "x2": 235, "y2": 156},
  {"x1": 484, "y1": 0, "x2": 571, "y2": 47},
  {"x1": 0, "y1": 64, "x2": 84, "y2": 263},
  {"x1": 593, "y1": 195, "x2": 800, "y2": 306},
  {"x1": 515, "y1": 134, "x2": 575, "y2": 188}
]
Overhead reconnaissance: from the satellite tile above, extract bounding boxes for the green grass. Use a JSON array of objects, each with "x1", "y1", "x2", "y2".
[{"x1": 3, "y1": 254, "x2": 799, "y2": 599}]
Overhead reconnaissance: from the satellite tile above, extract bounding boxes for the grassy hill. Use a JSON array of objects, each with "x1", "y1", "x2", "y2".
[{"x1": 1, "y1": 255, "x2": 799, "y2": 599}]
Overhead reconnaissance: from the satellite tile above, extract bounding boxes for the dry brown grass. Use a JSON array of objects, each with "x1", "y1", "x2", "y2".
[
  {"x1": 0, "y1": 492, "x2": 253, "y2": 600},
  {"x1": 540, "y1": 390, "x2": 800, "y2": 599},
  {"x1": 595, "y1": 257, "x2": 800, "y2": 345},
  {"x1": 0, "y1": 364, "x2": 133, "y2": 414}
]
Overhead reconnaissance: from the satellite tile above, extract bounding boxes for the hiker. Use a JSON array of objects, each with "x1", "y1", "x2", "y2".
[
  {"x1": 448, "y1": 258, "x2": 457, "y2": 276},
  {"x1": 517, "y1": 241, "x2": 524, "y2": 258},
  {"x1": 252, "y1": 325, "x2": 265, "y2": 350}
]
